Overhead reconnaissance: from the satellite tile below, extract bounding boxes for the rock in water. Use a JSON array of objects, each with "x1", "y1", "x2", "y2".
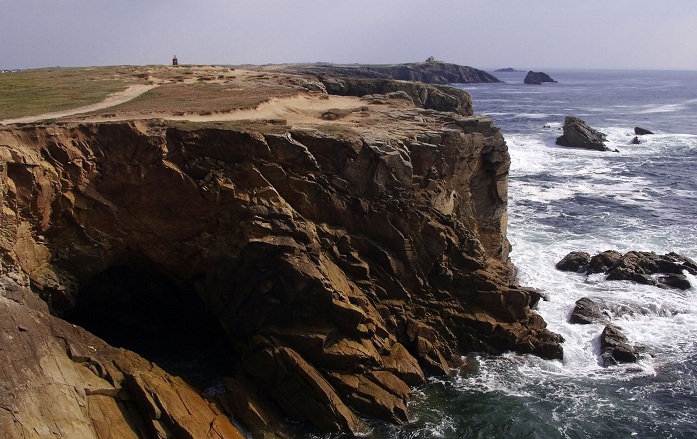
[
  {"x1": 600, "y1": 325, "x2": 639, "y2": 366},
  {"x1": 556, "y1": 116, "x2": 611, "y2": 151},
  {"x1": 570, "y1": 297, "x2": 609, "y2": 325},
  {"x1": 555, "y1": 251, "x2": 591, "y2": 272},
  {"x1": 557, "y1": 250, "x2": 695, "y2": 290},
  {"x1": 635, "y1": 126, "x2": 654, "y2": 135},
  {"x1": 524, "y1": 71, "x2": 557, "y2": 85}
]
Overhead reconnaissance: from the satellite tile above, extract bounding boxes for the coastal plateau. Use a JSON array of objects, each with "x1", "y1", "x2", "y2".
[{"x1": 0, "y1": 64, "x2": 561, "y2": 438}]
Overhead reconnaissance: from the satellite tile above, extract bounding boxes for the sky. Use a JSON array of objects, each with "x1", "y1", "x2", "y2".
[{"x1": 2, "y1": 0, "x2": 697, "y2": 71}]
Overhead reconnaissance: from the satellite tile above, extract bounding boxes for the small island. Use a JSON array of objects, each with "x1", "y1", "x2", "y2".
[
  {"x1": 494, "y1": 67, "x2": 523, "y2": 72},
  {"x1": 524, "y1": 71, "x2": 557, "y2": 85}
]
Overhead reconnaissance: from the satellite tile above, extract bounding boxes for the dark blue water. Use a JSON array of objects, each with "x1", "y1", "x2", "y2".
[{"x1": 310, "y1": 70, "x2": 697, "y2": 439}]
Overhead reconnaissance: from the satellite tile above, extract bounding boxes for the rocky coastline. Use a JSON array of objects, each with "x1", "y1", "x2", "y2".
[{"x1": 0, "y1": 67, "x2": 560, "y2": 438}]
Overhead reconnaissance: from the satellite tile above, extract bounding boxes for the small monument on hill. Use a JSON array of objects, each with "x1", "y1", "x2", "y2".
[{"x1": 172, "y1": 55, "x2": 178, "y2": 66}]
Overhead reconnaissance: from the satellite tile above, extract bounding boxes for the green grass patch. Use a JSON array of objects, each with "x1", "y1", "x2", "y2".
[{"x1": 0, "y1": 67, "x2": 135, "y2": 119}]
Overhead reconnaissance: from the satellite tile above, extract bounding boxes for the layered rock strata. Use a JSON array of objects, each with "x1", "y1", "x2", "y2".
[
  {"x1": 0, "y1": 84, "x2": 561, "y2": 436},
  {"x1": 556, "y1": 116, "x2": 611, "y2": 151}
]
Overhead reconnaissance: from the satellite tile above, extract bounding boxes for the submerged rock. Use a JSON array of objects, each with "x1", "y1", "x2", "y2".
[
  {"x1": 524, "y1": 71, "x2": 557, "y2": 85},
  {"x1": 556, "y1": 116, "x2": 611, "y2": 151}
]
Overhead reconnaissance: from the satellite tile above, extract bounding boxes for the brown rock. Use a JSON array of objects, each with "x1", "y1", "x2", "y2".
[
  {"x1": 570, "y1": 297, "x2": 609, "y2": 325},
  {"x1": 0, "y1": 76, "x2": 563, "y2": 434},
  {"x1": 600, "y1": 325, "x2": 639, "y2": 366},
  {"x1": 556, "y1": 116, "x2": 610, "y2": 151},
  {"x1": 0, "y1": 278, "x2": 245, "y2": 439},
  {"x1": 243, "y1": 346, "x2": 361, "y2": 432},
  {"x1": 556, "y1": 251, "x2": 591, "y2": 272}
]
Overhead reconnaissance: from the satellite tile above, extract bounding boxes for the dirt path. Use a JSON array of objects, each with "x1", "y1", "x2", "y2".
[{"x1": 0, "y1": 84, "x2": 157, "y2": 125}]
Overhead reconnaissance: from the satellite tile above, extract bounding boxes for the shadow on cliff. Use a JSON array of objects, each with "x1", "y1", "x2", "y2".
[{"x1": 64, "y1": 263, "x2": 234, "y2": 391}]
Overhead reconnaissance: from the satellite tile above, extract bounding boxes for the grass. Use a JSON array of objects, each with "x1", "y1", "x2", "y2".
[
  {"x1": 102, "y1": 81, "x2": 297, "y2": 115},
  {"x1": 0, "y1": 67, "x2": 138, "y2": 119}
]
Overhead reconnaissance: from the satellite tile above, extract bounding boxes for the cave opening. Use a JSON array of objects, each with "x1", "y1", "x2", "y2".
[{"x1": 64, "y1": 264, "x2": 234, "y2": 391}]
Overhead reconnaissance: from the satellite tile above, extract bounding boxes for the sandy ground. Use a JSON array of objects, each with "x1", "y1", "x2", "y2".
[
  {"x1": 0, "y1": 84, "x2": 157, "y2": 125},
  {"x1": 169, "y1": 94, "x2": 363, "y2": 125},
  {"x1": 0, "y1": 65, "x2": 375, "y2": 130},
  {"x1": 69, "y1": 92, "x2": 366, "y2": 129}
]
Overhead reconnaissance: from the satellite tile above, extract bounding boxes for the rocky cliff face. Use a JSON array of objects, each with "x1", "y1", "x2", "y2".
[
  {"x1": 0, "y1": 87, "x2": 561, "y2": 437},
  {"x1": 280, "y1": 61, "x2": 501, "y2": 85}
]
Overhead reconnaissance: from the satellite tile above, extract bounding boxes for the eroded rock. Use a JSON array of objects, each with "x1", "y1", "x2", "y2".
[
  {"x1": 556, "y1": 116, "x2": 611, "y2": 151},
  {"x1": 0, "y1": 91, "x2": 562, "y2": 435},
  {"x1": 556, "y1": 250, "x2": 694, "y2": 290},
  {"x1": 599, "y1": 325, "x2": 639, "y2": 366},
  {"x1": 570, "y1": 297, "x2": 609, "y2": 325}
]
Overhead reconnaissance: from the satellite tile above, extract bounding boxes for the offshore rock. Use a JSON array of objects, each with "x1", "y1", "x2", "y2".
[
  {"x1": 555, "y1": 251, "x2": 591, "y2": 272},
  {"x1": 0, "y1": 90, "x2": 562, "y2": 435},
  {"x1": 634, "y1": 126, "x2": 654, "y2": 135},
  {"x1": 570, "y1": 297, "x2": 609, "y2": 325},
  {"x1": 556, "y1": 116, "x2": 611, "y2": 151},
  {"x1": 600, "y1": 325, "x2": 639, "y2": 366},
  {"x1": 557, "y1": 250, "x2": 696, "y2": 290},
  {"x1": 524, "y1": 71, "x2": 557, "y2": 85}
]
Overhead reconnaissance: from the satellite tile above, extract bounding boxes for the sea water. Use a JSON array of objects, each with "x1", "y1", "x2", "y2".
[{"x1": 315, "y1": 70, "x2": 697, "y2": 439}]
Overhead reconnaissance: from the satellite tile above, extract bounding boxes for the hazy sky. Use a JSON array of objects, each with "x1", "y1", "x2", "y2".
[{"x1": 2, "y1": 0, "x2": 697, "y2": 71}]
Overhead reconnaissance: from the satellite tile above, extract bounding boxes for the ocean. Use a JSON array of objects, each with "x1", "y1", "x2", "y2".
[{"x1": 317, "y1": 69, "x2": 697, "y2": 438}]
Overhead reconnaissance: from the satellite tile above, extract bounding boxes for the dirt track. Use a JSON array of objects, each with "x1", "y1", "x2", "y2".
[{"x1": 0, "y1": 84, "x2": 157, "y2": 125}]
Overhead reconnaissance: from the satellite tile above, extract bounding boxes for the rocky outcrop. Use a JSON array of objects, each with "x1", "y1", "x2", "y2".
[
  {"x1": 555, "y1": 251, "x2": 591, "y2": 272},
  {"x1": 0, "y1": 276, "x2": 245, "y2": 439},
  {"x1": 320, "y1": 76, "x2": 474, "y2": 115},
  {"x1": 524, "y1": 71, "x2": 557, "y2": 85},
  {"x1": 282, "y1": 61, "x2": 502, "y2": 85},
  {"x1": 557, "y1": 250, "x2": 696, "y2": 290},
  {"x1": 495, "y1": 68, "x2": 522, "y2": 72},
  {"x1": 599, "y1": 325, "x2": 639, "y2": 366},
  {"x1": 569, "y1": 297, "x2": 609, "y2": 325},
  {"x1": 555, "y1": 116, "x2": 611, "y2": 151},
  {"x1": 634, "y1": 126, "x2": 654, "y2": 135},
  {"x1": 0, "y1": 91, "x2": 562, "y2": 436}
]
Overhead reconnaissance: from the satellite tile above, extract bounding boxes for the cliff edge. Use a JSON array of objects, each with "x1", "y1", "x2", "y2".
[{"x1": 0, "y1": 68, "x2": 560, "y2": 438}]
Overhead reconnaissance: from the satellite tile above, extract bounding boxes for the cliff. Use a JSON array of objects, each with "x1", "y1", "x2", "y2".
[
  {"x1": 0, "y1": 71, "x2": 561, "y2": 438},
  {"x1": 278, "y1": 61, "x2": 501, "y2": 84}
]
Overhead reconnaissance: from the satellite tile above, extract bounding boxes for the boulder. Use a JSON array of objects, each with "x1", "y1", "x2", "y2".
[
  {"x1": 556, "y1": 251, "x2": 591, "y2": 272},
  {"x1": 634, "y1": 126, "x2": 654, "y2": 135},
  {"x1": 570, "y1": 297, "x2": 609, "y2": 324},
  {"x1": 630, "y1": 136, "x2": 641, "y2": 144},
  {"x1": 587, "y1": 250, "x2": 623, "y2": 274},
  {"x1": 556, "y1": 116, "x2": 610, "y2": 151},
  {"x1": 599, "y1": 325, "x2": 639, "y2": 366},
  {"x1": 524, "y1": 71, "x2": 557, "y2": 85}
]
